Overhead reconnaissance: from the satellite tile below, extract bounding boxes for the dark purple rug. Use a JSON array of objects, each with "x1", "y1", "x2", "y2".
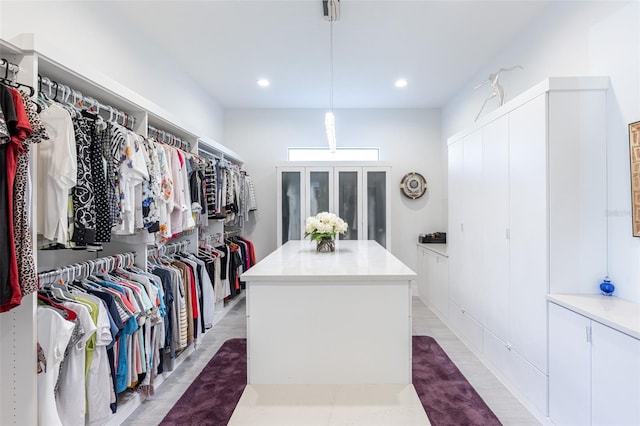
[
  {"x1": 412, "y1": 335, "x2": 501, "y2": 426},
  {"x1": 160, "y1": 336, "x2": 501, "y2": 426}
]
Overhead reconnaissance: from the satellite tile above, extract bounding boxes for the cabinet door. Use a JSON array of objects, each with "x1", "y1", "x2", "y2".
[
  {"x1": 335, "y1": 167, "x2": 362, "y2": 241},
  {"x1": 277, "y1": 168, "x2": 305, "y2": 245},
  {"x1": 434, "y1": 255, "x2": 448, "y2": 319},
  {"x1": 508, "y1": 94, "x2": 548, "y2": 372},
  {"x1": 363, "y1": 167, "x2": 389, "y2": 248},
  {"x1": 416, "y1": 246, "x2": 429, "y2": 305},
  {"x1": 548, "y1": 303, "x2": 591, "y2": 426},
  {"x1": 426, "y1": 252, "x2": 438, "y2": 311},
  {"x1": 591, "y1": 322, "x2": 640, "y2": 426},
  {"x1": 448, "y1": 141, "x2": 465, "y2": 307},
  {"x1": 482, "y1": 116, "x2": 510, "y2": 340},
  {"x1": 461, "y1": 130, "x2": 484, "y2": 322},
  {"x1": 306, "y1": 167, "x2": 333, "y2": 217}
]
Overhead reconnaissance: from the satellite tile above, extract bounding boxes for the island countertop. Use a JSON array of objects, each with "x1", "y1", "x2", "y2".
[{"x1": 241, "y1": 240, "x2": 417, "y2": 282}]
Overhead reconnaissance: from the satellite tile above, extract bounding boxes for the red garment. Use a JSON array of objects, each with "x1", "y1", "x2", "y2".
[
  {"x1": 0, "y1": 87, "x2": 32, "y2": 313},
  {"x1": 186, "y1": 265, "x2": 199, "y2": 319}
]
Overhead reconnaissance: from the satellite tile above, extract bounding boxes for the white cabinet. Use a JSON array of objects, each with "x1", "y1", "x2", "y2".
[
  {"x1": 591, "y1": 322, "x2": 640, "y2": 425},
  {"x1": 416, "y1": 244, "x2": 448, "y2": 320},
  {"x1": 447, "y1": 77, "x2": 609, "y2": 419},
  {"x1": 548, "y1": 303, "x2": 592, "y2": 426},
  {"x1": 549, "y1": 302, "x2": 640, "y2": 426},
  {"x1": 277, "y1": 162, "x2": 391, "y2": 248}
]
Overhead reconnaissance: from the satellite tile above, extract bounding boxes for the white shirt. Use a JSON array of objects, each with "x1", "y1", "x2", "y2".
[
  {"x1": 38, "y1": 103, "x2": 77, "y2": 244},
  {"x1": 57, "y1": 301, "x2": 96, "y2": 426},
  {"x1": 37, "y1": 307, "x2": 75, "y2": 426},
  {"x1": 113, "y1": 131, "x2": 149, "y2": 235},
  {"x1": 86, "y1": 297, "x2": 115, "y2": 426}
]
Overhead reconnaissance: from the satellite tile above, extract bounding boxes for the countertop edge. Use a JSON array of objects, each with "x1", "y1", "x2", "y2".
[
  {"x1": 547, "y1": 293, "x2": 640, "y2": 340},
  {"x1": 241, "y1": 274, "x2": 417, "y2": 282},
  {"x1": 416, "y1": 243, "x2": 448, "y2": 257}
]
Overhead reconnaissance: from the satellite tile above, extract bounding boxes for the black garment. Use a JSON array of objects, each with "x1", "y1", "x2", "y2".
[
  {"x1": 0, "y1": 144, "x2": 10, "y2": 305},
  {"x1": 0, "y1": 83, "x2": 16, "y2": 304},
  {"x1": 91, "y1": 119, "x2": 112, "y2": 243},
  {"x1": 70, "y1": 116, "x2": 96, "y2": 245},
  {"x1": 152, "y1": 267, "x2": 174, "y2": 361},
  {"x1": 0, "y1": 84, "x2": 17, "y2": 138}
]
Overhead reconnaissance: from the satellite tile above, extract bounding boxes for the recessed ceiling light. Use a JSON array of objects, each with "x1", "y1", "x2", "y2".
[
  {"x1": 257, "y1": 79, "x2": 270, "y2": 87},
  {"x1": 395, "y1": 79, "x2": 408, "y2": 88}
]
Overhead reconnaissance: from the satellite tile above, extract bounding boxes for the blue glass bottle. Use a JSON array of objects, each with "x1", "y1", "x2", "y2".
[{"x1": 599, "y1": 276, "x2": 615, "y2": 296}]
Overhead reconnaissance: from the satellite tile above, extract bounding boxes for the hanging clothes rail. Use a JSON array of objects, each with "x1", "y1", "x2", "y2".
[
  {"x1": 147, "y1": 125, "x2": 190, "y2": 152},
  {"x1": 197, "y1": 147, "x2": 221, "y2": 161},
  {"x1": 38, "y1": 74, "x2": 136, "y2": 128},
  {"x1": 147, "y1": 239, "x2": 191, "y2": 258},
  {"x1": 38, "y1": 252, "x2": 136, "y2": 287}
]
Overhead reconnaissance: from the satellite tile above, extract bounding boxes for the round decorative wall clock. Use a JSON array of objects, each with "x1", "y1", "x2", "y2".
[{"x1": 400, "y1": 172, "x2": 427, "y2": 199}]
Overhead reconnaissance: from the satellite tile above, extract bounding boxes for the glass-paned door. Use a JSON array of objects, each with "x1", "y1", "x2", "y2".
[
  {"x1": 365, "y1": 169, "x2": 388, "y2": 247},
  {"x1": 279, "y1": 170, "x2": 303, "y2": 245},
  {"x1": 306, "y1": 168, "x2": 332, "y2": 217},
  {"x1": 335, "y1": 168, "x2": 362, "y2": 240}
]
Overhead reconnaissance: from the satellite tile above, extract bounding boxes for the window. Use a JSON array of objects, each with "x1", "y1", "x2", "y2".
[{"x1": 288, "y1": 147, "x2": 379, "y2": 161}]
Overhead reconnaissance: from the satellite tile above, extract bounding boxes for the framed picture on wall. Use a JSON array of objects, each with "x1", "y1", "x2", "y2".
[{"x1": 630, "y1": 121, "x2": 640, "y2": 237}]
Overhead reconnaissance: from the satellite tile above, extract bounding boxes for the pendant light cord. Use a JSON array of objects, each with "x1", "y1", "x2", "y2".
[{"x1": 329, "y1": 7, "x2": 334, "y2": 113}]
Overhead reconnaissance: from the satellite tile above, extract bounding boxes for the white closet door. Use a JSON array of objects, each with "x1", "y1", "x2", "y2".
[
  {"x1": 447, "y1": 141, "x2": 465, "y2": 308},
  {"x1": 461, "y1": 130, "x2": 484, "y2": 323},
  {"x1": 481, "y1": 115, "x2": 510, "y2": 340},
  {"x1": 508, "y1": 93, "x2": 548, "y2": 373}
]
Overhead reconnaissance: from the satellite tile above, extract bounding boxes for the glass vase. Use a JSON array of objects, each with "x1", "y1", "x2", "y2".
[{"x1": 316, "y1": 237, "x2": 335, "y2": 253}]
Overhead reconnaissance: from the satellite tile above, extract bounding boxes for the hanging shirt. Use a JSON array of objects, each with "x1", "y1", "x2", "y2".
[
  {"x1": 37, "y1": 307, "x2": 76, "y2": 426},
  {"x1": 57, "y1": 300, "x2": 96, "y2": 426},
  {"x1": 38, "y1": 103, "x2": 77, "y2": 245},
  {"x1": 112, "y1": 127, "x2": 148, "y2": 235}
]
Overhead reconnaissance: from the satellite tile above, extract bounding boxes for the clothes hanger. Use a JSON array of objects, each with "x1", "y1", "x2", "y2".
[
  {"x1": 37, "y1": 294, "x2": 77, "y2": 321},
  {"x1": 0, "y1": 59, "x2": 35, "y2": 96}
]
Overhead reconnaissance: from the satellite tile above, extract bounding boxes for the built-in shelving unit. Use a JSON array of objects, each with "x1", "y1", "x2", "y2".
[{"x1": 0, "y1": 35, "x2": 244, "y2": 425}]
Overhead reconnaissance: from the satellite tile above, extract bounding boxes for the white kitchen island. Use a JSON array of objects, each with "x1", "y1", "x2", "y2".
[{"x1": 240, "y1": 240, "x2": 417, "y2": 385}]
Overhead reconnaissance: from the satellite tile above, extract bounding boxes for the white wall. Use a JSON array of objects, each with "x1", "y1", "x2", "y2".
[
  {"x1": 442, "y1": 1, "x2": 640, "y2": 302},
  {"x1": 0, "y1": 1, "x2": 224, "y2": 141},
  {"x1": 223, "y1": 108, "x2": 443, "y2": 270}
]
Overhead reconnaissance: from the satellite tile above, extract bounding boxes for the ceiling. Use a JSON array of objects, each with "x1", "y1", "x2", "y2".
[{"x1": 108, "y1": 0, "x2": 551, "y2": 109}]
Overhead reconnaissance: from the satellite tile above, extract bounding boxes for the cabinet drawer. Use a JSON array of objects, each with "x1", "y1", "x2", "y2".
[
  {"x1": 448, "y1": 300, "x2": 483, "y2": 352},
  {"x1": 484, "y1": 329, "x2": 548, "y2": 417}
]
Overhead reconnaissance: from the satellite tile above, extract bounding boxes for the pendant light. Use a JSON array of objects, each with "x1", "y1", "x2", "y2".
[{"x1": 324, "y1": 0, "x2": 339, "y2": 153}]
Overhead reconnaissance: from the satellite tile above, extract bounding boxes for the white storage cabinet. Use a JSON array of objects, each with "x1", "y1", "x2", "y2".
[
  {"x1": 416, "y1": 244, "x2": 448, "y2": 320},
  {"x1": 447, "y1": 77, "x2": 609, "y2": 419},
  {"x1": 549, "y1": 301, "x2": 640, "y2": 426}
]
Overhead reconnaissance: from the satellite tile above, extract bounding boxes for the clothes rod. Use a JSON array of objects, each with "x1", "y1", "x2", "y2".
[
  {"x1": 38, "y1": 74, "x2": 136, "y2": 128},
  {"x1": 38, "y1": 252, "x2": 136, "y2": 286}
]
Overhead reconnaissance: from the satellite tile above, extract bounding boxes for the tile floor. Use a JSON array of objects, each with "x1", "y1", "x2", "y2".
[{"x1": 122, "y1": 296, "x2": 540, "y2": 426}]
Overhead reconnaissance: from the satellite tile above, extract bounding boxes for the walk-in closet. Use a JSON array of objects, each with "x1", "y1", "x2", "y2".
[{"x1": 1, "y1": 1, "x2": 639, "y2": 425}]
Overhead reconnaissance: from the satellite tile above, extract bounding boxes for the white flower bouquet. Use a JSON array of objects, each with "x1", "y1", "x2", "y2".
[{"x1": 304, "y1": 212, "x2": 348, "y2": 250}]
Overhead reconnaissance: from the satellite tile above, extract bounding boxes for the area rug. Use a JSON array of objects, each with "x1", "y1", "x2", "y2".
[{"x1": 160, "y1": 336, "x2": 500, "y2": 426}]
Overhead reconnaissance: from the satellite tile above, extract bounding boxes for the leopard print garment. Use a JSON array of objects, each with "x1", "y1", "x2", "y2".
[{"x1": 14, "y1": 90, "x2": 46, "y2": 295}]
